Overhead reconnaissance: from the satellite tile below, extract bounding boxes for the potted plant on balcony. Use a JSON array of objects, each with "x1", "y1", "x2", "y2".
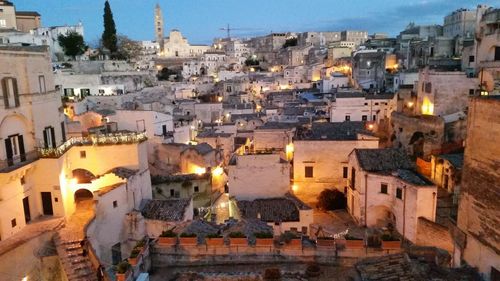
[
  {"x1": 179, "y1": 232, "x2": 197, "y2": 246},
  {"x1": 134, "y1": 239, "x2": 145, "y2": 252},
  {"x1": 316, "y1": 236, "x2": 335, "y2": 247},
  {"x1": 205, "y1": 233, "x2": 224, "y2": 246},
  {"x1": 381, "y1": 233, "x2": 401, "y2": 250},
  {"x1": 229, "y1": 231, "x2": 247, "y2": 246},
  {"x1": 128, "y1": 248, "x2": 141, "y2": 266},
  {"x1": 345, "y1": 234, "x2": 364, "y2": 249},
  {"x1": 254, "y1": 232, "x2": 274, "y2": 246},
  {"x1": 115, "y1": 260, "x2": 130, "y2": 281},
  {"x1": 158, "y1": 230, "x2": 177, "y2": 246},
  {"x1": 282, "y1": 232, "x2": 301, "y2": 247}
]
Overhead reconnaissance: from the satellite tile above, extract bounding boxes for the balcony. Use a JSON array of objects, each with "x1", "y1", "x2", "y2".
[
  {"x1": 0, "y1": 151, "x2": 39, "y2": 173},
  {"x1": 38, "y1": 132, "x2": 148, "y2": 158}
]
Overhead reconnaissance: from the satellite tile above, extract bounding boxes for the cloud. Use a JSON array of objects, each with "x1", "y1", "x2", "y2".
[{"x1": 310, "y1": 0, "x2": 499, "y2": 35}]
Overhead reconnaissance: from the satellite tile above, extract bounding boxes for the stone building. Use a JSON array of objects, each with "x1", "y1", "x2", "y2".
[
  {"x1": 228, "y1": 153, "x2": 290, "y2": 200},
  {"x1": 346, "y1": 148, "x2": 437, "y2": 243},
  {"x1": 456, "y1": 96, "x2": 500, "y2": 280},
  {"x1": 293, "y1": 122, "x2": 379, "y2": 205},
  {"x1": 341, "y1": 30, "x2": 368, "y2": 47},
  {"x1": 161, "y1": 30, "x2": 211, "y2": 58},
  {"x1": 330, "y1": 92, "x2": 395, "y2": 123},
  {"x1": 416, "y1": 68, "x2": 477, "y2": 117},
  {"x1": 236, "y1": 193, "x2": 313, "y2": 234}
]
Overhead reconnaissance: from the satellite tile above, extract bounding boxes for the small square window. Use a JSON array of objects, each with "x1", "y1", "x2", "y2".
[
  {"x1": 375, "y1": 102, "x2": 379, "y2": 105},
  {"x1": 113, "y1": 200, "x2": 118, "y2": 208},
  {"x1": 80, "y1": 151, "x2": 86, "y2": 158},
  {"x1": 305, "y1": 166, "x2": 314, "y2": 178},
  {"x1": 469, "y1": 89, "x2": 475, "y2": 96},
  {"x1": 343, "y1": 167, "x2": 348, "y2": 178},
  {"x1": 194, "y1": 186, "x2": 199, "y2": 193},
  {"x1": 380, "y1": 184, "x2": 388, "y2": 194},
  {"x1": 345, "y1": 115, "x2": 350, "y2": 121},
  {"x1": 396, "y1": 188, "x2": 403, "y2": 199},
  {"x1": 362, "y1": 115, "x2": 367, "y2": 121},
  {"x1": 54, "y1": 197, "x2": 59, "y2": 202},
  {"x1": 170, "y1": 189, "x2": 175, "y2": 197},
  {"x1": 11, "y1": 218, "x2": 16, "y2": 228},
  {"x1": 364, "y1": 102, "x2": 368, "y2": 106}
]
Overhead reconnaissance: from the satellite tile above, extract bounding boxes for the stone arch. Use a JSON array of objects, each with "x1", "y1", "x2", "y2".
[
  {"x1": 409, "y1": 131, "x2": 425, "y2": 158},
  {"x1": 72, "y1": 168, "x2": 96, "y2": 184},
  {"x1": 74, "y1": 188, "x2": 94, "y2": 202}
]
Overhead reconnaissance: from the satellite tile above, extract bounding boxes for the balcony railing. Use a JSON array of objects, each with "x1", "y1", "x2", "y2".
[
  {"x1": 38, "y1": 132, "x2": 148, "y2": 158},
  {"x1": 0, "y1": 151, "x2": 40, "y2": 173}
]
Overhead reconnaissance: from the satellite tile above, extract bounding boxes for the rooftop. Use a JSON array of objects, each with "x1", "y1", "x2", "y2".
[
  {"x1": 256, "y1": 122, "x2": 298, "y2": 130},
  {"x1": 16, "y1": 11, "x2": 41, "y2": 17},
  {"x1": 141, "y1": 199, "x2": 191, "y2": 221},
  {"x1": 237, "y1": 194, "x2": 311, "y2": 223},
  {"x1": 297, "y1": 121, "x2": 372, "y2": 141},
  {"x1": 354, "y1": 148, "x2": 415, "y2": 172},
  {"x1": 436, "y1": 153, "x2": 464, "y2": 169}
]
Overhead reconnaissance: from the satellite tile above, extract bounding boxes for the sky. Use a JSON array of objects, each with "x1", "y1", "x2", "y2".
[{"x1": 13, "y1": 0, "x2": 500, "y2": 45}]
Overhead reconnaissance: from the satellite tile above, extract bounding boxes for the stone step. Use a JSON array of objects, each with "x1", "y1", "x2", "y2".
[
  {"x1": 65, "y1": 245, "x2": 83, "y2": 251},
  {"x1": 70, "y1": 257, "x2": 88, "y2": 264}
]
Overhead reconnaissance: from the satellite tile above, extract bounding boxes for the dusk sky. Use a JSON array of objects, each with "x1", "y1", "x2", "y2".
[{"x1": 13, "y1": 0, "x2": 500, "y2": 44}]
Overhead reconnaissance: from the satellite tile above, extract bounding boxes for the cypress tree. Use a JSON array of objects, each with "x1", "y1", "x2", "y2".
[{"x1": 102, "y1": 0, "x2": 118, "y2": 54}]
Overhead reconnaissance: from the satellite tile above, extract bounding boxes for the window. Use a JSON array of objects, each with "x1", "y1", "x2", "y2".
[
  {"x1": 399, "y1": 127, "x2": 403, "y2": 133},
  {"x1": 469, "y1": 56, "x2": 474, "y2": 63},
  {"x1": 20, "y1": 176, "x2": 25, "y2": 185},
  {"x1": 38, "y1": 75, "x2": 46, "y2": 94},
  {"x1": 305, "y1": 166, "x2": 314, "y2": 178},
  {"x1": 396, "y1": 188, "x2": 403, "y2": 199},
  {"x1": 61, "y1": 122, "x2": 66, "y2": 142},
  {"x1": 64, "y1": 88, "x2": 74, "y2": 96},
  {"x1": 1, "y1": 77, "x2": 20, "y2": 108},
  {"x1": 343, "y1": 167, "x2": 348, "y2": 178},
  {"x1": 362, "y1": 115, "x2": 367, "y2": 121},
  {"x1": 364, "y1": 102, "x2": 368, "y2": 106},
  {"x1": 43, "y1": 127, "x2": 56, "y2": 149},
  {"x1": 469, "y1": 89, "x2": 475, "y2": 96},
  {"x1": 373, "y1": 115, "x2": 377, "y2": 121},
  {"x1": 345, "y1": 115, "x2": 350, "y2": 121},
  {"x1": 5, "y1": 134, "x2": 25, "y2": 166},
  {"x1": 380, "y1": 183, "x2": 388, "y2": 194},
  {"x1": 351, "y1": 168, "x2": 356, "y2": 188},
  {"x1": 374, "y1": 102, "x2": 379, "y2": 106},
  {"x1": 11, "y1": 218, "x2": 16, "y2": 228},
  {"x1": 98, "y1": 89, "x2": 105, "y2": 94},
  {"x1": 80, "y1": 150, "x2": 86, "y2": 158},
  {"x1": 170, "y1": 189, "x2": 175, "y2": 197},
  {"x1": 113, "y1": 200, "x2": 118, "y2": 208},
  {"x1": 0, "y1": 19, "x2": 6, "y2": 28},
  {"x1": 194, "y1": 186, "x2": 199, "y2": 193},
  {"x1": 495, "y1": 47, "x2": 500, "y2": 61},
  {"x1": 425, "y1": 82, "x2": 432, "y2": 93}
]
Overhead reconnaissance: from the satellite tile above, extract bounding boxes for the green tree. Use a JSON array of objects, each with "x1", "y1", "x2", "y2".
[
  {"x1": 101, "y1": 0, "x2": 118, "y2": 54},
  {"x1": 57, "y1": 31, "x2": 87, "y2": 60}
]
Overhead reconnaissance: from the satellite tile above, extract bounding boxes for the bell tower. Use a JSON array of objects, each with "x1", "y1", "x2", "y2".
[{"x1": 155, "y1": 3, "x2": 164, "y2": 54}]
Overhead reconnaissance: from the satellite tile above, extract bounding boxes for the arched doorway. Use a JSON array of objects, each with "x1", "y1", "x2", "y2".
[
  {"x1": 409, "y1": 131, "x2": 425, "y2": 158},
  {"x1": 74, "y1": 189, "x2": 93, "y2": 202},
  {"x1": 72, "y1": 168, "x2": 96, "y2": 184}
]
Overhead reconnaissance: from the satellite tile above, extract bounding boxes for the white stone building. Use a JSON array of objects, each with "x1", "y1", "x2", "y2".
[
  {"x1": 346, "y1": 148, "x2": 437, "y2": 243},
  {"x1": 228, "y1": 153, "x2": 290, "y2": 200},
  {"x1": 161, "y1": 29, "x2": 211, "y2": 58},
  {"x1": 293, "y1": 122, "x2": 379, "y2": 205},
  {"x1": 330, "y1": 92, "x2": 395, "y2": 123}
]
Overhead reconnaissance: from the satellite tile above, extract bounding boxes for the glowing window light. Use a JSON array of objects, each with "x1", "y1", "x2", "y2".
[
  {"x1": 194, "y1": 167, "x2": 206, "y2": 175},
  {"x1": 212, "y1": 166, "x2": 224, "y2": 177}
]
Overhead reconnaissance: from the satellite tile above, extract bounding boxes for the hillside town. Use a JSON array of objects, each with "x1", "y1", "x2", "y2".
[{"x1": 0, "y1": 1, "x2": 499, "y2": 280}]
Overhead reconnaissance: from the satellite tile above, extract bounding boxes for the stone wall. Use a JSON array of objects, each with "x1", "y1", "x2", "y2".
[
  {"x1": 391, "y1": 112, "x2": 444, "y2": 159},
  {"x1": 416, "y1": 217, "x2": 453, "y2": 254},
  {"x1": 457, "y1": 97, "x2": 500, "y2": 280}
]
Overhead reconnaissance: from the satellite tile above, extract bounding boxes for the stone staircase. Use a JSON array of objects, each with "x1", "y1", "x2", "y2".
[
  {"x1": 54, "y1": 200, "x2": 99, "y2": 281},
  {"x1": 54, "y1": 234, "x2": 98, "y2": 281}
]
